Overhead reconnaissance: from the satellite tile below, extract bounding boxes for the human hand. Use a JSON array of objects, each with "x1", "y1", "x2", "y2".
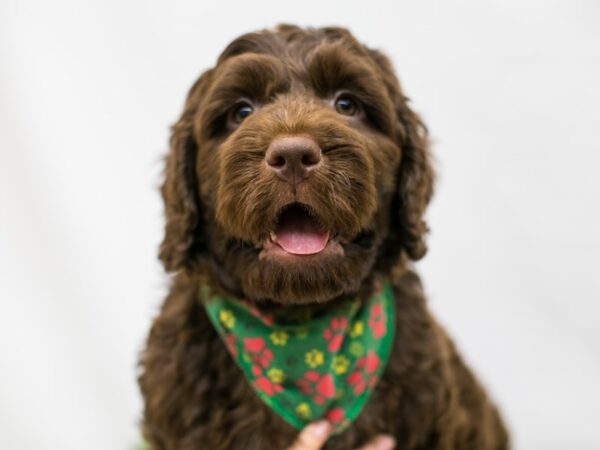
[{"x1": 287, "y1": 421, "x2": 395, "y2": 450}]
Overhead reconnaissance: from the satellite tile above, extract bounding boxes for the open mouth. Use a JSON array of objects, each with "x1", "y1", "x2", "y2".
[{"x1": 269, "y1": 203, "x2": 330, "y2": 255}]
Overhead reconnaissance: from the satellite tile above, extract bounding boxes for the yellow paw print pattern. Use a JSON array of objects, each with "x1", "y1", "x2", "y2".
[
  {"x1": 295, "y1": 327, "x2": 308, "y2": 339},
  {"x1": 269, "y1": 330, "x2": 289, "y2": 346},
  {"x1": 349, "y1": 341, "x2": 365, "y2": 357},
  {"x1": 349, "y1": 320, "x2": 364, "y2": 338},
  {"x1": 305, "y1": 349, "x2": 324, "y2": 368},
  {"x1": 296, "y1": 402, "x2": 311, "y2": 419},
  {"x1": 267, "y1": 367, "x2": 285, "y2": 383},
  {"x1": 331, "y1": 355, "x2": 350, "y2": 375},
  {"x1": 219, "y1": 310, "x2": 235, "y2": 329}
]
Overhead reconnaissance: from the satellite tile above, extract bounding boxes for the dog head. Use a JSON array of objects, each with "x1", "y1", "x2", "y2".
[{"x1": 159, "y1": 25, "x2": 433, "y2": 303}]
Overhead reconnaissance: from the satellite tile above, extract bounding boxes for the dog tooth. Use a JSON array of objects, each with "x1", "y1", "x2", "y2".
[{"x1": 270, "y1": 231, "x2": 277, "y2": 243}]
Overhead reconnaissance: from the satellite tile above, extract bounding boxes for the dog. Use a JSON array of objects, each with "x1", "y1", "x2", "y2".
[{"x1": 138, "y1": 25, "x2": 509, "y2": 449}]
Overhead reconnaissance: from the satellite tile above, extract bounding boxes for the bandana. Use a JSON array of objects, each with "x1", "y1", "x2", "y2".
[{"x1": 202, "y1": 279, "x2": 395, "y2": 433}]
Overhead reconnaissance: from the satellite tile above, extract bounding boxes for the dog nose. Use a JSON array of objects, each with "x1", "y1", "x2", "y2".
[{"x1": 265, "y1": 136, "x2": 322, "y2": 185}]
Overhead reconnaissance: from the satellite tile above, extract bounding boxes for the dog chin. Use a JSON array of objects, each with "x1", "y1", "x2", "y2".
[{"x1": 229, "y1": 235, "x2": 376, "y2": 305}]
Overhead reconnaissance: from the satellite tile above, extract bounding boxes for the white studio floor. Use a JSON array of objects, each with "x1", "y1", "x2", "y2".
[{"x1": 1, "y1": 1, "x2": 599, "y2": 449}]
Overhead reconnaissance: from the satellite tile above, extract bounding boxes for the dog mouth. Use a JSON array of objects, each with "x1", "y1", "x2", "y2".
[{"x1": 269, "y1": 203, "x2": 330, "y2": 255}]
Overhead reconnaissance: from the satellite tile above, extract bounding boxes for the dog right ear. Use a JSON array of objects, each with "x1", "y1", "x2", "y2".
[
  {"x1": 367, "y1": 49, "x2": 435, "y2": 264},
  {"x1": 159, "y1": 71, "x2": 212, "y2": 272}
]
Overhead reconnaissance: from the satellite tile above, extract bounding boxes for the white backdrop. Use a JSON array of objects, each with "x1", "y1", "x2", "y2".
[{"x1": 1, "y1": 1, "x2": 599, "y2": 449}]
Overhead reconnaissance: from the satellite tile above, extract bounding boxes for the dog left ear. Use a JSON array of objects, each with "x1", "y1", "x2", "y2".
[
  {"x1": 369, "y1": 49, "x2": 435, "y2": 262},
  {"x1": 159, "y1": 71, "x2": 212, "y2": 272}
]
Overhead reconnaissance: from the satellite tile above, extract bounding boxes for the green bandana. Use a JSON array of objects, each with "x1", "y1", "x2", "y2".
[{"x1": 202, "y1": 279, "x2": 395, "y2": 433}]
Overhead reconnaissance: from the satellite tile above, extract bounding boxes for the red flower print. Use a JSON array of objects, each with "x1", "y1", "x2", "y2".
[
  {"x1": 316, "y1": 373, "x2": 335, "y2": 400},
  {"x1": 297, "y1": 370, "x2": 320, "y2": 393},
  {"x1": 323, "y1": 317, "x2": 349, "y2": 352},
  {"x1": 254, "y1": 376, "x2": 283, "y2": 397},
  {"x1": 224, "y1": 333, "x2": 237, "y2": 358},
  {"x1": 243, "y1": 337, "x2": 273, "y2": 369},
  {"x1": 368, "y1": 303, "x2": 386, "y2": 339},
  {"x1": 297, "y1": 371, "x2": 336, "y2": 405},
  {"x1": 346, "y1": 351, "x2": 380, "y2": 395},
  {"x1": 357, "y1": 351, "x2": 380, "y2": 373},
  {"x1": 346, "y1": 371, "x2": 367, "y2": 395},
  {"x1": 244, "y1": 337, "x2": 264, "y2": 352},
  {"x1": 325, "y1": 407, "x2": 345, "y2": 424}
]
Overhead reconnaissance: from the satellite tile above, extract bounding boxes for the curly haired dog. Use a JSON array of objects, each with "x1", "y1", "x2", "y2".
[{"x1": 138, "y1": 25, "x2": 509, "y2": 449}]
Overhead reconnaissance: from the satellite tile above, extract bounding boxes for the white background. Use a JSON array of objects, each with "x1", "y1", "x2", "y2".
[{"x1": 1, "y1": 1, "x2": 599, "y2": 449}]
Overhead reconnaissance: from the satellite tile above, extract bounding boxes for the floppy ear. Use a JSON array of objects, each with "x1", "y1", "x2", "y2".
[
  {"x1": 369, "y1": 50, "x2": 435, "y2": 262},
  {"x1": 159, "y1": 71, "x2": 212, "y2": 272},
  {"x1": 394, "y1": 98, "x2": 434, "y2": 260}
]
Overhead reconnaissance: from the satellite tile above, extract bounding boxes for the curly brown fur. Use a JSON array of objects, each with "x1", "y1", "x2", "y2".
[{"x1": 139, "y1": 25, "x2": 509, "y2": 449}]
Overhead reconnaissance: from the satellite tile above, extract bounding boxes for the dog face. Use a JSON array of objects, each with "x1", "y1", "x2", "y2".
[{"x1": 159, "y1": 25, "x2": 433, "y2": 303}]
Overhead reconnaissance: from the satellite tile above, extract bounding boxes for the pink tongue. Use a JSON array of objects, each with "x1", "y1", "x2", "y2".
[{"x1": 275, "y1": 207, "x2": 329, "y2": 255}]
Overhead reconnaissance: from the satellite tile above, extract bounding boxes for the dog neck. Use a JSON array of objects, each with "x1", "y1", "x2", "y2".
[{"x1": 202, "y1": 255, "x2": 379, "y2": 312}]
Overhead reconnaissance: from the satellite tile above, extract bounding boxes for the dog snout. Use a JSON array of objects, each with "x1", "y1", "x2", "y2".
[{"x1": 265, "y1": 136, "x2": 322, "y2": 186}]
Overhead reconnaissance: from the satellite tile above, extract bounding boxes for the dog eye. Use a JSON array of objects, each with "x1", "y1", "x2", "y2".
[
  {"x1": 334, "y1": 95, "x2": 359, "y2": 116},
  {"x1": 230, "y1": 102, "x2": 255, "y2": 125}
]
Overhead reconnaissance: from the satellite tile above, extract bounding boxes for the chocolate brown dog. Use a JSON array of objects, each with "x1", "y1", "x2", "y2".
[{"x1": 138, "y1": 25, "x2": 509, "y2": 449}]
